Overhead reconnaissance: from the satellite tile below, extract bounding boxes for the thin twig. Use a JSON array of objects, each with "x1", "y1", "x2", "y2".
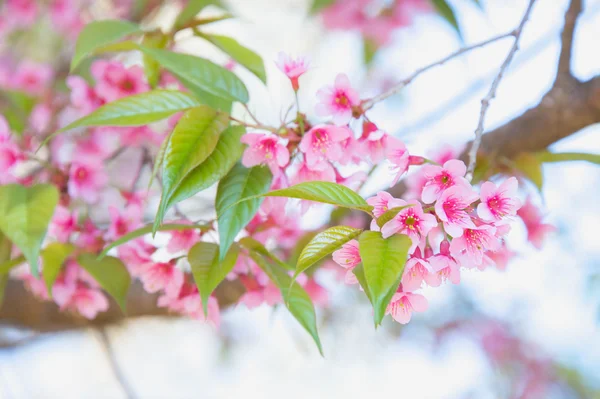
[
  {"x1": 229, "y1": 115, "x2": 277, "y2": 133},
  {"x1": 556, "y1": 0, "x2": 582, "y2": 81},
  {"x1": 466, "y1": 0, "x2": 537, "y2": 179},
  {"x1": 362, "y1": 31, "x2": 516, "y2": 111},
  {"x1": 242, "y1": 103, "x2": 262, "y2": 126},
  {"x1": 97, "y1": 327, "x2": 136, "y2": 399}
]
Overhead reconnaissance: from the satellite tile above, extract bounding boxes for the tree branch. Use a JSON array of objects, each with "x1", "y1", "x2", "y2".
[
  {"x1": 556, "y1": 0, "x2": 582, "y2": 81},
  {"x1": 466, "y1": 0, "x2": 537, "y2": 178}
]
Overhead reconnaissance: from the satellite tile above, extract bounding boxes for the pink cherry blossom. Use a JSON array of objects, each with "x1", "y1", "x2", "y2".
[
  {"x1": 517, "y1": 197, "x2": 557, "y2": 249},
  {"x1": 5, "y1": 0, "x2": 37, "y2": 27},
  {"x1": 402, "y1": 247, "x2": 433, "y2": 291},
  {"x1": 275, "y1": 52, "x2": 310, "y2": 91},
  {"x1": 315, "y1": 73, "x2": 360, "y2": 125},
  {"x1": 421, "y1": 159, "x2": 470, "y2": 204},
  {"x1": 167, "y1": 225, "x2": 202, "y2": 254},
  {"x1": 426, "y1": 240, "x2": 460, "y2": 286},
  {"x1": 158, "y1": 281, "x2": 221, "y2": 327},
  {"x1": 241, "y1": 133, "x2": 290, "y2": 175},
  {"x1": 387, "y1": 138, "x2": 410, "y2": 185},
  {"x1": 13, "y1": 62, "x2": 53, "y2": 94},
  {"x1": 292, "y1": 160, "x2": 336, "y2": 184},
  {"x1": 139, "y1": 261, "x2": 184, "y2": 297},
  {"x1": 366, "y1": 191, "x2": 395, "y2": 218},
  {"x1": 61, "y1": 282, "x2": 110, "y2": 319},
  {"x1": 75, "y1": 219, "x2": 105, "y2": 253},
  {"x1": 381, "y1": 199, "x2": 437, "y2": 250},
  {"x1": 450, "y1": 225, "x2": 500, "y2": 267},
  {"x1": 91, "y1": 60, "x2": 149, "y2": 102},
  {"x1": 359, "y1": 129, "x2": 398, "y2": 164},
  {"x1": 304, "y1": 278, "x2": 328, "y2": 306},
  {"x1": 105, "y1": 205, "x2": 142, "y2": 241},
  {"x1": 0, "y1": 118, "x2": 24, "y2": 182},
  {"x1": 66, "y1": 75, "x2": 104, "y2": 114},
  {"x1": 67, "y1": 159, "x2": 109, "y2": 203},
  {"x1": 299, "y1": 124, "x2": 351, "y2": 168},
  {"x1": 49, "y1": 206, "x2": 78, "y2": 242},
  {"x1": 118, "y1": 239, "x2": 156, "y2": 277},
  {"x1": 477, "y1": 177, "x2": 521, "y2": 221},
  {"x1": 434, "y1": 184, "x2": 479, "y2": 237},
  {"x1": 332, "y1": 239, "x2": 361, "y2": 284},
  {"x1": 386, "y1": 290, "x2": 429, "y2": 324},
  {"x1": 485, "y1": 243, "x2": 516, "y2": 271}
]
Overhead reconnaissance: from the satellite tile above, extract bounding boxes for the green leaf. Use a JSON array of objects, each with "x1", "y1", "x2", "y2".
[
  {"x1": 41, "y1": 243, "x2": 75, "y2": 296},
  {"x1": 71, "y1": 20, "x2": 141, "y2": 71},
  {"x1": 263, "y1": 181, "x2": 372, "y2": 214},
  {"x1": 56, "y1": 90, "x2": 202, "y2": 132},
  {"x1": 0, "y1": 184, "x2": 59, "y2": 277},
  {"x1": 363, "y1": 38, "x2": 378, "y2": 66},
  {"x1": 295, "y1": 226, "x2": 362, "y2": 279},
  {"x1": 141, "y1": 32, "x2": 169, "y2": 88},
  {"x1": 174, "y1": 0, "x2": 224, "y2": 30},
  {"x1": 0, "y1": 90, "x2": 36, "y2": 134},
  {"x1": 198, "y1": 33, "x2": 266, "y2": 83},
  {"x1": 249, "y1": 251, "x2": 323, "y2": 355},
  {"x1": 536, "y1": 151, "x2": 600, "y2": 165},
  {"x1": 514, "y1": 152, "x2": 543, "y2": 191},
  {"x1": 0, "y1": 256, "x2": 25, "y2": 275},
  {"x1": 309, "y1": 0, "x2": 335, "y2": 14},
  {"x1": 0, "y1": 275, "x2": 7, "y2": 308},
  {"x1": 352, "y1": 263, "x2": 372, "y2": 303},
  {"x1": 137, "y1": 46, "x2": 249, "y2": 103},
  {"x1": 189, "y1": 241, "x2": 240, "y2": 314},
  {"x1": 431, "y1": 0, "x2": 462, "y2": 39},
  {"x1": 154, "y1": 106, "x2": 228, "y2": 232},
  {"x1": 238, "y1": 237, "x2": 294, "y2": 271},
  {"x1": 148, "y1": 130, "x2": 171, "y2": 190},
  {"x1": 216, "y1": 164, "x2": 273, "y2": 260},
  {"x1": 0, "y1": 233, "x2": 10, "y2": 306},
  {"x1": 100, "y1": 223, "x2": 210, "y2": 259},
  {"x1": 166, "y1": 125, "x2": 245, "y2": 211},
  {"x1": 376, "y1": 204, "x2": 414, "y2": 228},
  {"x1": 358, "y1": 231, "x2": 411, "y2": 326},
  {"x1": 77, "y1": 254, "x2": 131, "y2": 310}
]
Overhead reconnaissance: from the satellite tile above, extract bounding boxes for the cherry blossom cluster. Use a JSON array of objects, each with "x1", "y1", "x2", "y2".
[{"x1": 319, "y1": 0, "x2": 430, "y2": 46}]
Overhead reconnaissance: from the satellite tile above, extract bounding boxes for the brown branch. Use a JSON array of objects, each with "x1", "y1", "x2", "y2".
[{"x1": 556, "y1": 0, "x2": 582, "y2": 82}]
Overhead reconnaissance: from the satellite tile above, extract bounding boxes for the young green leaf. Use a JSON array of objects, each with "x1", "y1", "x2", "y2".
[
  {"x1": 137, "y1": 46, "x2": 249, "y2": 103},
  {"x1": 56, "y1": 90, "x2": 202, "y2": 133},
  {"x1": 294, "y1": 226, "x2": 362, "y2": 279},
  {"x1": 238, "y1": 237, "x2": 294, "y2": 271},
  {"x1": 309, "y1": 0, "x2": 335, "y2": 14},
  {"x1": 216, "y1": 164, "x2": 273, "y2": 260},
  {"x1": 165, "y1": 125, "x2": 245, "y2": 212},
  {"x1": 0, "y1": 184, "x2": 59, "y2": 277},
  {"x1": 174, "y1": 0, "x2": 225, "y2": 30},
  {"x1": 0, "y1": 275, "x2": 7, "y2": 308},
  {"x1": 189, "y1": 242, "x2": 240, "y2": 314},
  {"x1": 99, "y1": 223, "x2": 211, "y2": 259},
  {"x1": 154, "y1": 106, "x2": 228, "y2": 233},
  {"x1": 71, "y1": 20, "x2": 141, "y2": 71},
  {"x1": 0, "y1": 89, "x2": 36, "y2": 134},
  {"x1": 249, "y1": 251, "x2": 323, "y2": 355},
  {"x1": 198, "y1": 33, "x2": 266, "y2": 83},
  {"x1": 0, "y1": 256, "x2": 25, "y2": 275},
  {"x1": 536, "y1": 151, "x2": 600, "y2": 165},
  {"x1": 352, "y1": 263, "x2": 372, "y2": 304},
  {"x1": 77, "y1": 254, "x2": 131, "y2": 311},
  {"x1": 431, "y1": 0, "x2": 462, "y2": 39},
  {"x1": 514, "y1": 152, "x2": 543, "y2": 191},
  {"x1": 0, "y1": 234, "x2": 10, "y2": 306},
  {"x1": 263, "y1": 181, "x2": 372, "y2": 214},
  {"x1": 141, "y1": 32, "x2": 169, "y2": 88},
  {"x1": 41, "y1": 243, "x2": 75, "y2": 295},
  {"x1": 358, "y1": 231, "x2": 411, "y2": 326}
]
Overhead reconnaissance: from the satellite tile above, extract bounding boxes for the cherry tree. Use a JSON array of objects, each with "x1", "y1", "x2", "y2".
[{"x1": 0, "y1": 0, "x2": 598, "y2": 394}]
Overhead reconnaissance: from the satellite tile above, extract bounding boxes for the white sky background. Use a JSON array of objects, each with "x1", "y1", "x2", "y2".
[{"x1": 1, "y1": 0, "x2": 600, "y2": 398}]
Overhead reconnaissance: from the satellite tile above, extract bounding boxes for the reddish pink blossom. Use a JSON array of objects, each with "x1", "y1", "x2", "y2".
[
  {"x1": 118, "y1": 239, "x2": 156, "y2": 277},
  {"x1": 402, "y1": 247, "x2": 433, "y2": 291},
  {"x1": 332, "y1": 239, "x2": 361, "y2": 284},
  {"x1": 117, "y1": 126, "x2": 164, "y2": 147},
  {"x1": 241, "y1": 133, "x2": 290, "y2": 175},
  {"x1": 426, "y1": 241, "x2": 460, "y2": 286},
  {"x1": 91, "y1": 60, "x2": 149, "y2": 102},
  {"x1": 75, "y1": 219, "x2": 105, "y2": 253},
  {"x1": 0, "y1": 117, "x2": 24, "y2": 181},
  {"x1": 5, "y1": 0, "x2": 37, "y2": 27},
  {"x1": 299, "y1": 124, "x2": 351, "y2": 168},
  {"x1": 359, "y1": 129, "x2": 398, "y2": 164},
  {"x1": 166, "y1": 225, "x2": 201, "y2": 254},
  {"x1": 49, "y1": 206, "x2": 78, "y2": 242},
  {"x1": 292, "y1": 160, "x2": 336, "y2": 184},
  {"x1": 421, "y1": 159, "x2": 470, "y2": 204},
  {"x1": 238, "y1": 274, "x2": 281, "y2": 308},
  {"x1": 485, "y1": 243, "x2": 516, "y2": 271},
  {"x1": 386, "y1": 290, "x2": 428, "y2": 324},
  {"x1": 477, "y1": 177, "x2": 521, "y2": 222},
  {"x1": 517, "y1": 197, "x2": 557, "y2": 249},
  {"x1": 50, "y1": 0, "x2": 81, "y2": 31},
  {"x1": 139, "y1": 261, "x2": 184, "y2": 297},
  {"x1": 434, "y1": 184, "x2": 479, "y2": 238},
  {"x1": 450, "y1": 225, "x2": 500, "y2": 267},
  {"x1": 315, "y1": 74, "x2": 360, "y2": 125},
  {"x1": 158, "y1": 282, "x2": 221, "y2": 327},
  {"x1": 303, "y1": 278, "x2": 329, "y2": 306},
  {"x1": 276, "y1": 52, "x2": 310, "y2": 91},
  {"x1": 29, "y1": 103, "x2": 52, "y2": 133},
  {"x1": 13, "y1": 62, "x2": 53, "y2": 94},
  {"x1": 66, "y1": 76, "x2": 104, "y2": 114},
  {"x1": 67, "y1": 159, "x2": 109, "y2": 203},
  {"x1": 105, "y1": 205, "x2": 142, "y2": 241},
  {"x1": 366, "y1": 191, "x2": 395, "y2": 218},
  {"x1": 381, "y1": 199, "x2": 437, "y2": 250},
  {"x1": 59, "y1": 282, "x2": 109, "y2": 319},
  {"x1": 387, "y1": 139, "x2": 410, "y2": 184}
]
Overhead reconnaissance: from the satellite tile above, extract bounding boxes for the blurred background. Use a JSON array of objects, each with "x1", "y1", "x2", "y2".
[{"x1": 1, "y1": 0, "x2": 599, "y2": 398}]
